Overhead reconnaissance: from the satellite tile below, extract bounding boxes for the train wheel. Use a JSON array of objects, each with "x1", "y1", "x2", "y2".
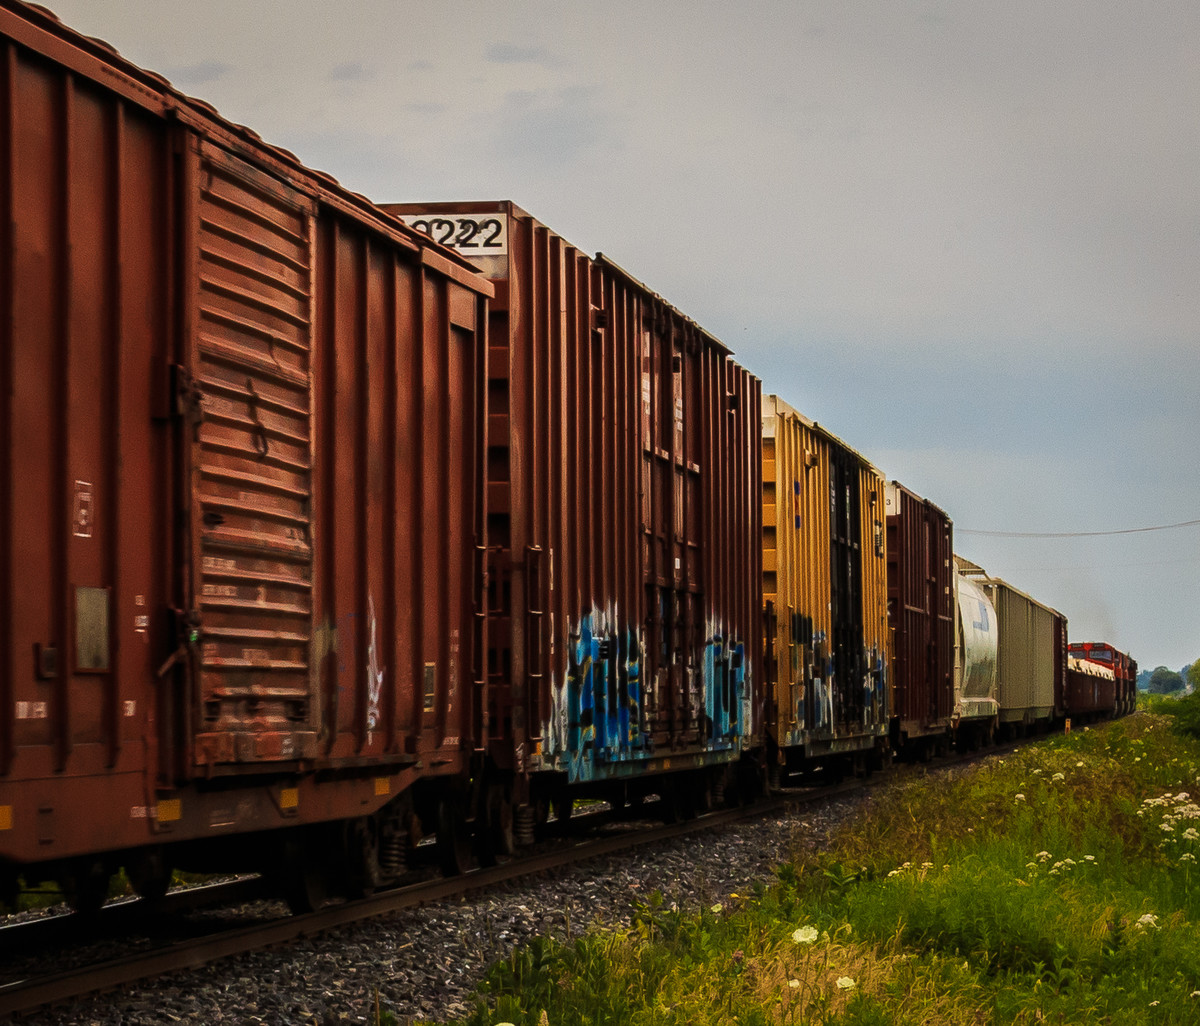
[
  {"x1": 345, "y1": 815, "x2": 382, "y2": 899},
  {"x1": 677, "y1": 775, "x2": 699, "y2": 821},
  {"x1": 478, "y1": 783, "x2": 515, "y2": 867},
  {"x1": 553, "y1": 793, "x2": 574, "y2": 825},
  {"x1": 276, "y1": 833, "x2": 328, "y2": 914},
  {"x1": 657, "y1": 783, "x2": 679, "y2": 824},
  {"x1": 436, "y1": 794, "x2": 472, "y2": 877},
  {"x1": 283, "y1": 863, "x2": 327, "y2": 915},
  {"x1": 126, "y1": 848, "x2": 172, "y2": 903},
  {"x1": 64, "y1": 860, "x2": 111, "y2": 915}
]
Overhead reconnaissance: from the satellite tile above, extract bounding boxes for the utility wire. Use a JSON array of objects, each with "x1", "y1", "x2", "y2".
[
  {"x1": 958, "y1": 517, "x2": 1200, "y2": 538},
  {"x1": 992, "y1": 556, "x2": 1200, "y2": 574}
]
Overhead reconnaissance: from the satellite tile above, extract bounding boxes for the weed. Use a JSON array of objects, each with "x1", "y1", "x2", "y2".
[{"x1": 419, "y1": 714, "x2": 1200, "y2": 1025}]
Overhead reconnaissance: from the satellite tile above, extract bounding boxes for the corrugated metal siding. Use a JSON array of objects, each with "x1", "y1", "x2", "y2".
[
  {"x1": 885, "y1": 482, "x2": 953, "y2": 741},
  {"x1": 762, "y1": 396, "x2": 888, "y2": 757},
  {"x1": 1065, "y1": 657, "x2": 1116, "y2": 717},
  {"x1": 0, "y1": 0, "x2": 492, "y2": 863},
  {"x1": 986, "y1": 579, "x2": 1060, "y2": 724},
  {"x1": 308, "y1": 217, "x2": 486, "y2": 769},
  {"x1": 386, "y1": 203, "x2": 761, "y2": 786},
  {"x1": 187, "y1": 141, "x2": 319, "y2": 765},
  {"x1": 0, "y1": 38, "x2": 168, "y2": 797}
]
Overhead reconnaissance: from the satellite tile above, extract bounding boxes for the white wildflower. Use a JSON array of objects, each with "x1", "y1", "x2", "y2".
[
  {"x1": 835, "y1": 976, "x2": 856, "y2": 990},
  {"x1": 1135, "y1": 913, "x2": 1159, "y2": 930},
  {"x1": 711, "y1": 904, "x2": 723, "y2": 914},
  {"x1": 1052, "y1": 772, "x2": 1065, "y2": 781},
  {"x1": 1014, "y1": 793, "x2": 1026, "y2": 802},
  {"x1": 792, "y1": 926, "x2": 818, "y2": 944},
  {"x1": 788, "y1": 979, "x2": 800, "y2": 989}
]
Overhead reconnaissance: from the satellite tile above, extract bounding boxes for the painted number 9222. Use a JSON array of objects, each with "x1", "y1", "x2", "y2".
[{"x1": 406, "y1": 215, "x2": 507, "y2": 254}]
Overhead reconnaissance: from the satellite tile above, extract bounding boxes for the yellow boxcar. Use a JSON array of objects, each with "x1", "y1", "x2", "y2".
[{"x1": 762, "y1": 396, "x2": 890, "y2": 779}]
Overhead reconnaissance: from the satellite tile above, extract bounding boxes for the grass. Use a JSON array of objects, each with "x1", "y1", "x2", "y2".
[{"x1": 402, "y1": 711, "x2": 1200, "y2": 1025}]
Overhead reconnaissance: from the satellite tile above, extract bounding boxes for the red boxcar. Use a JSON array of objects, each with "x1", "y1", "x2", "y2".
[
  {"x1": 1064, "y1": 656, "x2": 1116, "y2": 722},
  {"x1": 1068, "y1": 642, "x2": 1136, "y2": 718},
  {"x1": 0, "y1": 0, "x2": 490, "y2": 908},
  {"x1": 387, "y1": 202, "x2": 762, "y2": 830},
  {"x1": 884, "y1": 482, "x2": 953, "y2": 756}
]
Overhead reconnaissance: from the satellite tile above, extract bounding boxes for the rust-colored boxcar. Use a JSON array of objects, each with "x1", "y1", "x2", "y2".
[
  {"x1": 387, "y1": 202, "x2": 762, "y2": 824},
  {"x1": 761, "y1": 396, "x2": 889, "y2": 779},
  {"x1": 884, "y1": 482, "x2": 953, "y2": 756},
  {"x1": 0, "y1": 0, "x2": 490, "y2": 906},
  {"x1": 1068, "y1": 641, "x2": 1136, "y2": 717},
  {"x1": 1064, "y1": 656, "x2": 1116, "y2": 721}
]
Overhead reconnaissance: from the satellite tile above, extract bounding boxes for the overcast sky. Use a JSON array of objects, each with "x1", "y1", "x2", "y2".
[{"x1": 45, "y1": 0, "x2": 1200, "y2": 671}]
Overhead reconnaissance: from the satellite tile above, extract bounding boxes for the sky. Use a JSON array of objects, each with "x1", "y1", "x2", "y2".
[{"x1": 42, "y1": 0, "x2": 1199, "y2": 672}]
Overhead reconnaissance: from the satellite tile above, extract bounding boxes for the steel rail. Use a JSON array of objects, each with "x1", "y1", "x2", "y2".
[
  {"x1": 0, "y1": 796, "x2": 797, "y2": 1017},
  {"x1": 0, "y1": 746, "x2": 1016, "y2": 1018}
]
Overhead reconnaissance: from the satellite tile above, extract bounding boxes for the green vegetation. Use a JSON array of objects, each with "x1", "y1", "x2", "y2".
[
  {"x1": 1147, "y1": 666, "x2": 1185, "y2": 695},
  {"x1": 429, "y1": 716, "x2": 1200, "y2": 1025}
]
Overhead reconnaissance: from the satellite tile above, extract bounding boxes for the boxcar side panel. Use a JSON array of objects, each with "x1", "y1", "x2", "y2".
[
  {"x1": 0, "y1": 37, "x2": 171, "y2": 861},
  {"x1": 988, "y1": 580, "x2": 1060, "y2": 726},
  {"x1": 0, "y1": 1, "x2": 492, "y2": 873},
  {"x1": 885, "y1": 482, "x2": 953, "y2": 744},
  {"x1": 762, "y1": 396, "x2": 887, "y2": 761}
]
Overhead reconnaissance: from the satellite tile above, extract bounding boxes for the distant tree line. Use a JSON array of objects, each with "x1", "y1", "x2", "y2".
[{"x1": 1140, "y1": 659, "x2": 1200, "y2": 694}]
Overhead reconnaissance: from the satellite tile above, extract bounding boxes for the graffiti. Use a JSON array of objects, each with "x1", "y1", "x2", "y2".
[
  {"x1": 366, "y1": 595, "x2": 385, "y2": 739},
  {"x1": 787, "y1": 630, "x2": 888, "y2": 741},
  {"x1": 863, "y1": 644, "x2": 887, "y2": 728},
  {"x1": 539, "y1": 605, "x2": 749, "y2": 783}
]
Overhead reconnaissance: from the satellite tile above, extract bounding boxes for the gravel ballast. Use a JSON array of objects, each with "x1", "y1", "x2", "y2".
[{"x1": 20, "y1": 794, "x2": 866, "y2": 1025}]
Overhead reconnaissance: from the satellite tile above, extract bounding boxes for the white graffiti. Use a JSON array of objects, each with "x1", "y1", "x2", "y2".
[{"x1": 366, "y1": 595, "x2": 385, "y2": 739}]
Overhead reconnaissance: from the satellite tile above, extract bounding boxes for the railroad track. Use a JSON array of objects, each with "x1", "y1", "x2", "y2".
[{"x1": 0, "y1": 748, "x2": 1008, "y2": 1019}]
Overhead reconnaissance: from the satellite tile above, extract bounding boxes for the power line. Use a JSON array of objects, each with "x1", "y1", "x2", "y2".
[
  {"x1": 992, "y1": 556, "x2": 1200, "y2": 574},
  {"x1": 958, "y1": 517, "x2": 1200, "y2": 539}
]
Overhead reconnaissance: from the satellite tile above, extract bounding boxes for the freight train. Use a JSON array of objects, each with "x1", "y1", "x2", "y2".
[{"x1": 0, "y1": 1, "x2": 1134, "y2": 913}]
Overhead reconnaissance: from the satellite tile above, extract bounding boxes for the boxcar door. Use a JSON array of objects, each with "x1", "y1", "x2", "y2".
[
  {"x1": 182, "y1": 140, "x2": 319, "y2": 768},
  {"x1": 828, "y1": 447, "x2": 865, "y2": 732}
]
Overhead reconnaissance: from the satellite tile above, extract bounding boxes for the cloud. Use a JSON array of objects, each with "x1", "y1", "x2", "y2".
[
  {"x1": 484, "y1": 42, "x2": 561, "y2": 67},
  {"x1": 482, "y1": 85, "x2": 611, "y2": 170},
  {"x1": 165, "y1": 60, "x2": 231, "y2": 87},
  {"x1": 329, "y1": 62, "x2": 368, "y2": 83}
]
